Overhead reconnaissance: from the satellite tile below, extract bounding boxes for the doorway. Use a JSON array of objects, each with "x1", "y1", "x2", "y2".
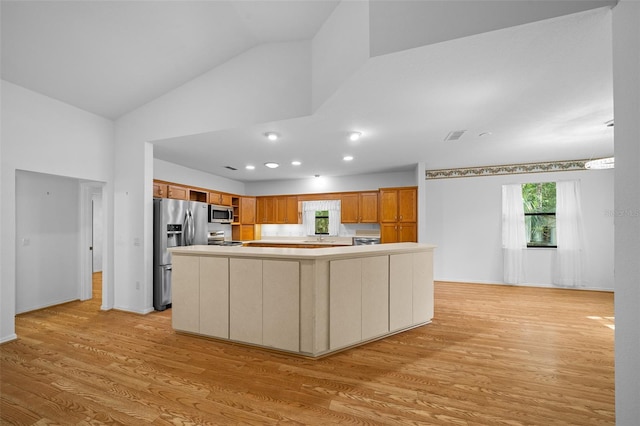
[{"x1": 92, "y1": 191, "x2": 104, "y2": 306}]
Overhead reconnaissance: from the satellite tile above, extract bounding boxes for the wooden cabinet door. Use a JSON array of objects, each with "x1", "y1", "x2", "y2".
[
  {"x1": 340, "y1": 193, "x2": 359, "y2": 223},
  {"x1": 232, "y1": 224, "x2": 255, "y2": 241},
  {"x1": 263, "y1": 260, "x2": 300, "y2": 351},
  {"x1": 240, "y1": 197, "x2": 256, "y2": 224},
  {"x1": 153, "y1": 181, "x2": 168, "y2": 198},
  {"x1": 256, "y1": 197, "x2": 267, "y2": 224},
  {"x1": 398, "y1": 188, "x2": 417, "y2": 222},
  {"x1": 274, "y1": 197, "x2": 287, "y2": 224},
  {"x1": 219, "y1": 193, "x2": 232, "y2": 206},
  {"x1": 359, "y1": 192, "x2": 378, "y2": 223},
  {"x1": 167, "y1": 185, "x2": 189, "y2": 200},
  {"x1": 209, "y1": 191, "x2": 232, "y2": 206},
  {"x1": 380, "y1": 223, "x2": 399, "y2": 244},
  {"x1": 285, "y1": 196, "x2": 299, "y2": 224},
  {"x1": 398, "y1": 223, "x2": 417, "y2": 242},
  {"x1": 208, "y1": 191, "x2": 221, "y2": 205},
  {"x1": 379, "y1": 189, "x2": 398, "y2": 222}
]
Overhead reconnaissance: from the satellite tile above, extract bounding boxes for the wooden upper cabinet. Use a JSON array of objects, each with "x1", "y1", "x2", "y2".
[
  {"x1": 379, "y1": 189, "x2": 399, "y2": 222},
  {"x1": 209, "y1": 191, "x2": 232, "y2": 206},
  {"x1": 359, "y1": 192, "x2": 379, "y2": 223},
  {"x1": 379, "y1": 187, "x2": 418, "y2": 243},
  {"x1": 167, "y1": 185, "x2": 189, "y2": 200},
  {"x1": 277, "y1": 196, "x2": 299, "y2": 224},
  {"x1": 257, "y1": 196, "x2": 298, "y2": 224},
  {"x1": 239, "y1": 197, "x2": 256, "y2": 224},
  {"x1": 340, "y1": 193, "x2": 359, "y2": 223},
  {"x1": 398, "y1": 188, "x2": 417, "y2": 222},
  {"x1": 341, "y1": 192, "x2": 378, "y2": 223},
  {"x1": 153, "y1": 181, "x2": 168, "y2": 198},
  {"x1": 256, "y1": 197, "x2": 274, "y2": 224},
  {"x1": 380, "y1": 187, "x2": 417, "y2": 223}
]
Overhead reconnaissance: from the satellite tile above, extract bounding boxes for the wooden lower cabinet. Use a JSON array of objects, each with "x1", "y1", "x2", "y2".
[
  {"x1": 232, "y1": 224, "x2": 259, "y2": 241},
  {"x1": 381, "y1": 222, "x2": 417, "y2": 243}
]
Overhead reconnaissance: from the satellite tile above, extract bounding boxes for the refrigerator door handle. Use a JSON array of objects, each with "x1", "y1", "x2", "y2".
[{"x1": 184, "y1": 209, "x2": 195, "y2": 246}]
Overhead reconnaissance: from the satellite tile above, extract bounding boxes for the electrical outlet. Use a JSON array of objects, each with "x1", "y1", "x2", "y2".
[{"x1": 136, "y1": 281, "x2": 140, "y2": 290}]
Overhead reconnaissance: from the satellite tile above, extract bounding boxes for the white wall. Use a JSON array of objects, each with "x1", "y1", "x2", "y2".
[
  {"x1": 1, "y1": 80, "x2": 114, "y2": 343},
  {"x1": 425, "y1": 169, "x2": 614, "y2": 290},
  {"x1": 15, "y1": 171, "x2": 81, "y2": 313},
  {"x1": 154, "y1": 159, "x2": 245, "y2": 195},
  {"x1": 246, "y1": 170, "x2": 415, "y2": 196},
  {"x1": 612, "y1": 0, "x2": 640, "y2": 422}
]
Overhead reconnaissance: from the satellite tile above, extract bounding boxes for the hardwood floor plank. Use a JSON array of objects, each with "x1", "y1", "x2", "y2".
[{"x1": 1, "y1": 278, "x2": 614, "y2": 425}]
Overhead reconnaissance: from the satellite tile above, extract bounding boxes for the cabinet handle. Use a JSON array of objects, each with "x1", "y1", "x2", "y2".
[{"x1": 399, "y1": 215, "x2": 403, "y2": 220}]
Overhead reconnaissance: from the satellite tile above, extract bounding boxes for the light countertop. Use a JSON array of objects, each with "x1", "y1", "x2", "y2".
[{"x1": 170, "y1": 242, "x2": 436, "y2": 260}]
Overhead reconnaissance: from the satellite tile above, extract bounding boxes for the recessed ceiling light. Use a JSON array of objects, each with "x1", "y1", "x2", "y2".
[
  {"x1": 343, "y1": 155, "x2": 354, "y2": 161},
  {"x1": 264, "y1": 162, "x2": 279, "y2": 169},
  {"x1": 291, "y1": 160, "x2": 301, "y2": 166},
  {"x1": 479, "y1": 132, "x2": 492, "y2": 137},
  {"x1": 349, "y1": 132, "x2": 362, "y2": 141},
  {"x1": 265, "y1": 132, "x2": 279, "y2": 141},
  {"x1": 245, "y1": 165, "x2": 255, "y2": 170},
  {"x1": 605, "y1": 120, "x2": 614, "y2": 127}
]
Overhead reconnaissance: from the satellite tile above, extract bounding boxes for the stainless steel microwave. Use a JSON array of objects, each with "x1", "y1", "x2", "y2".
[{"x1": 208, "y1": 204, "x2": 233, "y2": 223}]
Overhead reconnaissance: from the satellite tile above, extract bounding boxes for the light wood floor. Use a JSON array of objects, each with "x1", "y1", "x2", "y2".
[{"x1": 1, "y1": 274, "x2": 614, "y2": 425}]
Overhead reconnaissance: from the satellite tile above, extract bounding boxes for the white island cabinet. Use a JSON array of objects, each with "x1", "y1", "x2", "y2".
[{"x1": 170, "y1": 243, "x2": 435, "y2": 358}]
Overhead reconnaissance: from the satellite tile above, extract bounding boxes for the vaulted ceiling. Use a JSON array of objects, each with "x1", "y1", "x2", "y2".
[{"x1": 1, "y1": 1, "x2": 616, "y2": 181}]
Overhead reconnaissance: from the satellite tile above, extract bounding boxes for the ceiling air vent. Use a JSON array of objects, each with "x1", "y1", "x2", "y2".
[
  {"x1": 224, "y1": 166, "x2": 238, "y2": 171},
  {"x1": 444, "y1": 130, "x2": 467, "y2": 142}
]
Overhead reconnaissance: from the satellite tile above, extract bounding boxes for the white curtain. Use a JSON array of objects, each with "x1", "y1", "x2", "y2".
[
  {"x1": 502, "y1": 184, "x2": 527, "y2": 284},
  {"x1": 553, "y1": 180, "x2": 585, "y2": 287},
  {"x1": 302, "y1": 200, "x2": 341, "y2": 236}
]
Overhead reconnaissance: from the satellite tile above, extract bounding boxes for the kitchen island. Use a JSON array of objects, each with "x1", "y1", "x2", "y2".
[{"x1": 169, "y1": 243, "x2": 435, "y2": 357}]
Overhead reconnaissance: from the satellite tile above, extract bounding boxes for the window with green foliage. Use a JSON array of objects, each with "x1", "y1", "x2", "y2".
[
  {"x1": 315, "y1": 210, "x2": 329, "y2": 235},
  {"x1": 522, "y1": 182, "x2": 556, "y2": 248}
]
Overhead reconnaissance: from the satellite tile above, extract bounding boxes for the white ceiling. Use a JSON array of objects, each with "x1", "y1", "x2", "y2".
[{"x1": 1, "y1": 1, "x2": 616, "y2": 182}]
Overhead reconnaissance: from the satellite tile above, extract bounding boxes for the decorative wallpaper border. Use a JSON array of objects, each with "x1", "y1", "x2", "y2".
[{"x1": 426, "y1": 159, "x2": 589, "y2": 179}]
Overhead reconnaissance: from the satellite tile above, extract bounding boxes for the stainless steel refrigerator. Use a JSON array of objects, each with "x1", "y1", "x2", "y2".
[{"x1": 153, "y1": 198, "x2": 208, "y2": 311}]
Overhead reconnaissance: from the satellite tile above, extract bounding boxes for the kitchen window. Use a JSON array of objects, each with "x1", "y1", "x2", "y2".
[
  {"x1": 315, "y1": 210, "x2": 329, "y2": 235},
  {"x1": 522, "y1": 182, "x2": 556, "y2": 248}
]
